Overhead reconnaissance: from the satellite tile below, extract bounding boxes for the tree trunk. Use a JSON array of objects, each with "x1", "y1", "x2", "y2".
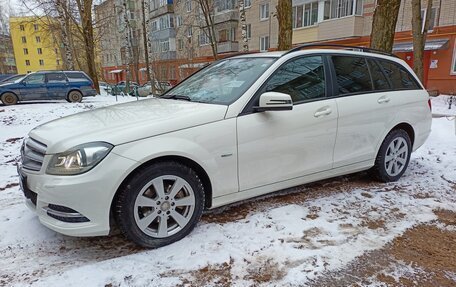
[
  {"x1": 122, "y1": 0, "x2": 132, "y2": 93},
  {"x1": 239, "y1": 0, "x2": 248, "y2": 52},
  {"x1": 141, "y1": 0, "x2": 152, "y2": 85},
  {"x1": 412, "y1": 0, "x2": 432, "y2": 83},
  {"x1": 370, "y1": 0, "x2": 401, "y2": 53},
  {"x1": 276, "y1": 0, "x2": 292, "y2": 51},
  {"x1": 55, "y1": 0, "x2": 74, "y2": 70},
  {"x1": 75, "y1": 0, "x2": 100, "y2": 93}
]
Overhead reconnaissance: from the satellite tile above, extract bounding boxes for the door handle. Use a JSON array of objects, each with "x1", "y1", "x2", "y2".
[
  {"x1": 314, "y1": 108, "x2": 332, "y2": 118},
  {"x1": 377, "y1": 96, "x2": 390, "y2": 104}
]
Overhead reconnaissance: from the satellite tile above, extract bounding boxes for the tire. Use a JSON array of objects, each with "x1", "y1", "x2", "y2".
[
  {"x1": 67, "y1": 91, "x2": 83, "y2": 103},
  {"x1": 1, "y1": 92, "x2": 18, "y2": 105},
  {"x1": 372, "y1": 129, "x2": 412, "y2": 182},
  {"x1": 114, "y1": 161, "x2": 205, "y2": 248}
]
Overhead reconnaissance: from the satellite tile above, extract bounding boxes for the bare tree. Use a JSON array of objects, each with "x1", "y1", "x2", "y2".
[
  {"x1": 121, "y1": 0, "x2": 132, "y2": 92},
  {"x1": 239, "y1": 0, "x2": 248, "y2": 52},
  {"x1": 276, "y1": 0, "x2": 292, "y2": 50},
  {"x1": 197, "y1": 0, "x2": 218, "y2": 59},
  {"x1": 141, "y1": 0, "x2": 151, "y2": 84},
  {"x1": 370, "y1": 0, "x2": 401, "y2": 53},
  {"x1": 411, "y1": 0, "x2": 433, "y2": 82}
]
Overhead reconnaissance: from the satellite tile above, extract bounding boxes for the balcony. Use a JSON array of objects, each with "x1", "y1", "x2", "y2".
[
  {"x1": 317, "y1": 16, "x2": 365, "y2": 41},
  {"x1": 217, "y1": 41, "x2": 239, "y2": 54},
  {"x1": 150, "y1": 4, "x2": 173, "y2": 19},
  {"x1": 213, "y1": 10, "x2": 239, "y2": 25}
]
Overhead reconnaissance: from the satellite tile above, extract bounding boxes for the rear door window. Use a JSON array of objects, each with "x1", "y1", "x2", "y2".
[
  {"x1": 331, "y1": 56, "x2": 373, "y2": 95},
  {"x1": 261, "y1": 56, "x2": 326, "y2": 103},
  {"x1": 377, "y1": 60, "x2": 421, "y2": 90},
  {"x1": 367, "y1": 59, "x2": 391, "y2": 91},
  {"x1": 46, "y1": 72, "x2": 67, "y2": 83}
]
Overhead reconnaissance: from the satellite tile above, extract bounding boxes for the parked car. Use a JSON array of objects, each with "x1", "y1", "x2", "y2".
[
  {"x1": 0, "y1": 71, "x2": 96, "y2": 105},
  {"x1": 17, "y1": 47, "x2": 431, "y2": 248},
  {"x1": 0, "y1": 74, "x2": 25, "y2": 84},
  {"x1": 136, "y1": 81, "x2": 172, "y2": 97}
]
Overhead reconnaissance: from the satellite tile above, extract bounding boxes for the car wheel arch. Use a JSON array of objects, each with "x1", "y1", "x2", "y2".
[
  {"x1": 110, "y1": 155, "x2": 213, "y2": 224},
  {"x1": 67, "y1": 89, "x2": 82, "y2": 97},
  {"x1": 375, "y1": 122, "x2": 415, "y2": 158}
]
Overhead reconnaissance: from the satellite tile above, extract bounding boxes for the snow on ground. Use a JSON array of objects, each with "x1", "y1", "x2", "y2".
[{"x1": 0, "y1": 95, "x2": 455, "y2": 286}]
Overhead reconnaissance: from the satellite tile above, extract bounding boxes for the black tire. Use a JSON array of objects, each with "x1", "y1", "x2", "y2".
[
  {"x1": 114, "y1": 161, "x2": 205, "y2": 248},
  {"x1": 67, "y1": 91, "x2": 83, "y2": 103},
  {"x1": 372, "y1": 129, "x2": 412, "y2": 182},
  {"x1": 1, "y1": 92, "x2": 18, "y2": 105}
]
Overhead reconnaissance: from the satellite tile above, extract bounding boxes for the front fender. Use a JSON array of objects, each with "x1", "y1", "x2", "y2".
[{"x1": 112, "y1": 118, "x2": 238, "y2": 198}]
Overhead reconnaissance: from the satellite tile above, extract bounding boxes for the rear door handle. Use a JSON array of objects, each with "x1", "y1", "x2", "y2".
[
  {"x1": 377, "y1": 96, "x2": 390, "y2": 104},
  {"x1": 314, "y1": 107, "x2": 332, "y2": 118}
]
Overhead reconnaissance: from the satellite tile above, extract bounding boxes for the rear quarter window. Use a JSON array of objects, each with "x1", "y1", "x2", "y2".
[
  {"x1": 331, "y1": 56, "x2": 373, "y2": 95},
  {"x1": 377, "y1": 60, "x2": 421, "y2": 90}
]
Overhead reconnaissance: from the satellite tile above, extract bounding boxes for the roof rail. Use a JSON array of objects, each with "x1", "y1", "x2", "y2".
[{"x1": 282, "y1": 43, "x2": 399, "y2": 58}]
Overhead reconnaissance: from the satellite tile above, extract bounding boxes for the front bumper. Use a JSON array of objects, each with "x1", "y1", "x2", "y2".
[{"x1": 18, "y1": 151, "x2": 137, "y2": 237}]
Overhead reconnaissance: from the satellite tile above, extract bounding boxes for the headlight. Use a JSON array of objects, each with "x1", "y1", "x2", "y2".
[{"x1": 46, "y1": 142, "x2": 113, "y2": 175}]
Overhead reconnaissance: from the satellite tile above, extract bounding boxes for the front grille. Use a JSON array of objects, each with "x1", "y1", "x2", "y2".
[{"x1": 21, "y1": 137, "x2": 47, "y2": 172}]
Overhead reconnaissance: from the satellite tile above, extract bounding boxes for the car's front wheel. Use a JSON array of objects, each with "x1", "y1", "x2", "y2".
[
  {"x1": 1, "y1": 92, "x2": 18, "y2": 105},
  {"x1": 114, "y1": 161, "x2": 205, "y2": 248},
  {"x1": 372, "y1": 129, "x2": 412, "y2": 182},
  {"x1": 67, "y1": 91, "x2": 83, "y2": 103}
]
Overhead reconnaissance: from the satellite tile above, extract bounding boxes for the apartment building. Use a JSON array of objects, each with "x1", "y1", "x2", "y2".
[
  {"x1": 95, "y1": 0, "x2": 123, "y2": 83},
  {"x1": 290, "y1": 0, "x2": 456, "y2": 93},
  {"x1": 0, "y1": 34, "x2": 17, "y2": 74},
  {"x1": 9, "y1": 17, "x2": 63, "y2": 74},
  {"x1": 95, "y1": 0, "x2": 146, "y2": 84}
]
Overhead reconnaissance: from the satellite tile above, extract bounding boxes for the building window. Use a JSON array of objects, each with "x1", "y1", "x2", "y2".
[
  {"x1": 57, "y1": 59, "x2": 60, "y2": 65},
  {"x1": 293, "y1": 2, "x2": 319, "y2": 28},
  {"x1": 245, "y1": 0, "x2": 252, "y2": 8},
  {"x1": 39, "y1": 59, "x2": 44, "y2": 66},
  {"x1": 37, "y1": 48, "x2": 42, "y2": 54},
  {"x1": 178, "y1": 38, "x2": 184, "y2": 50},
  {"x1": 20, "y1": 24, "x2": 25, "y2": 31},
  {"x1": 27, "y1": 71, "x2": 31, "y2": 74},
  {"x1": 421, "y1": 8, "x2": 438, "y2": 31},
  {"x1": 260, "y1": 36, "x2": 269, "y2": 52},
  {"x1": 176, "y1": 15, "x2": 183, "y2": 27},
  {"x1": 216, "y1": 0, "x2": 236, "y2": 12},
  {"x1": 260, "y1": 4, "x2": 269, "y2": 20},
  {"x1": 25, "y1": 60, "x2": 30, "y2": 66},
  {"x1": 151, "y1": 20, "x2": 158, "y2": 31},
  {"x1": 187, "y1": 26, "x2": 192, "y2": 37},
  {"x1": 36, "y1": 36, "x2": 41, "y2": 43},
  {"x1": 34, "y1": 24, "x2": 39, "y2": 31},
  {"x1": 246, "y1": 24, "x2": 251, "y2": 39},
  {"x1": 159, "y1": 40, "x2": 170, "y2": 52},
  {"x1": 21, "y1": 36, "x2": 27, "y2": 43},
  {"x1": 186, "y1": 0, "x2": 192, "y2": 12},
  {"x1": 323, "y1": 0, "x2": 363, "y2": 20},
  {"x1": 199, "y1": 32, "x2": 210, "y2": 46},
  {"x1": 23, "y1": 48, "x2": 28, "y2": 55}
]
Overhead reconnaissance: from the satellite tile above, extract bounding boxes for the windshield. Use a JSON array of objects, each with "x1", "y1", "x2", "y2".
[
  {"x1": 1, "y1": 75, "x2": 25, "y2": 84},
  {"x1": 163, "y1": 57, "x2": 276, "y2": 105}
]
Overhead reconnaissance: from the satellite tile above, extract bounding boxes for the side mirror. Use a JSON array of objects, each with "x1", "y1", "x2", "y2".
[{"x1": 253, "y1": 92, "x2": 293, "y2": 112}]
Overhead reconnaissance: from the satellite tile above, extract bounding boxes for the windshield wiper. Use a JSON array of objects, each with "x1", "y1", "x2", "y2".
[{"x1": 161, "y1": 94, "x2": 192, "y2": 101}]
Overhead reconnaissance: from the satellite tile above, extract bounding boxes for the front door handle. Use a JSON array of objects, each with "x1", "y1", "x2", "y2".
[
  {"x1": 314, "y1": 107, "x2": 332, "y2": 118},
  {"x1": 377, "y1": 96, "x2": 391, "y2": 104}
]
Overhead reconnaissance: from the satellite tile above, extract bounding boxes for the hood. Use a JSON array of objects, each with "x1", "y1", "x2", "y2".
[{"x1": 29, "y1": 98, "x2": 228, "y2": 154}]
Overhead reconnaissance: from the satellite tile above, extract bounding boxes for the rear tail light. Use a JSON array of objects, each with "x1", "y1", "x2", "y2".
[{"x1": 428, "y1": 99, "x2": 432, "y2": 111}]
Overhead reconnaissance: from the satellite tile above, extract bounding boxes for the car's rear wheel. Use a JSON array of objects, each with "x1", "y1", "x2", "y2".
[
  {"x1": 372, "y1": 129, "x2": 411, "y2": 182},
  {"x1": 67, "y1": 91, "x2": 83, "y2": 103},
  {"x1": 1, "y1": 92, "x2": 18, "y2": 105},
  {"x1": 114, "y1": 161, "x2": 205, "y2": 248}
]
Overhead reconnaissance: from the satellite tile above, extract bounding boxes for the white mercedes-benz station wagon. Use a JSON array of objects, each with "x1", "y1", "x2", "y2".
[{"x1": 18, "y1": 46, "x2": 432, "y2": 247}]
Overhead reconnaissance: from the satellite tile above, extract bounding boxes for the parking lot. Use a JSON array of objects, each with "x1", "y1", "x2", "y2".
[{"x1": 0, "y1": 95, "x2": 455, "y2": 287}]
